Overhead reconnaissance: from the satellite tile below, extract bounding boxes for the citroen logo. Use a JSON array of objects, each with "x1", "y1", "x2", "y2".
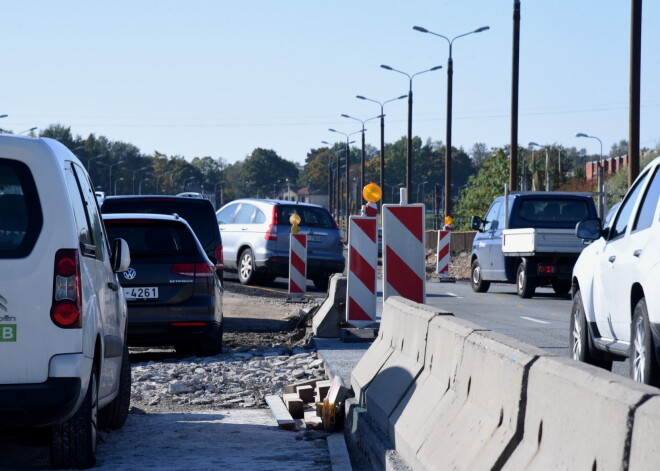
[
  {"x1": 0, "y1": 294, "x2": 6, "y2": 313},
  {"x1": 123, "y1": 268, "x2": 137, "y2": 280}
]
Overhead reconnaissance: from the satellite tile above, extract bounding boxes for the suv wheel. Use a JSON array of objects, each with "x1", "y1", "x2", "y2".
[
  {"x1": 238, "y1": 248, "x2": 256, "y2": 285},
  {"x1": 631, "y1": 298, "x2": 660, "y2": 386},
  {"x1": 571, "y1": 289, "x2": 612, "y2": 370},
  {"x1": 99, "y1": 342, "x2": 131, "y2": 430},
  {"x1": 51, "y1": 365, "x2": 98, "y2": 469},
  {"x1": 470, "y1": 259, "x2": 490, "y2": 293},
  {"x1": 516, "y1": 261, "x2": 536, "y2": 298}
]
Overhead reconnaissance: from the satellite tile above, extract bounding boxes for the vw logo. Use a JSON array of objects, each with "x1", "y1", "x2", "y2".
[{"x1": 123, "y1": 268, "x2": 137, "y2": 280}]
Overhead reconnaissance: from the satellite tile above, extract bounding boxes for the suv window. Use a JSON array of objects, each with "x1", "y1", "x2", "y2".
[
  {"x1": 610, "y1": 170, "x2": 649, "y2": 240},
  {"x1": 632, "y1": 167, "x2": 660, "y2": 233},
  {"x1": 217, "y1": 203, "x2": 238, "y2": 225},
  {"x1": 277, "y1": 205, "x2": 334, "y2": 228},
  {"x1": 234, "y1": 204, "x2": 256, "y2": 224},
  {"x1": 105, "y1": 220, "x2": 198, "y2": 257},
  {"x1": 0, "y1": 159, "x2": 43, "y2": 258}
]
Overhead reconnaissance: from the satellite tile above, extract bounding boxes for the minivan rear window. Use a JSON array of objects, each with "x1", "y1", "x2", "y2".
[
  {"x1": 277, "y1": 205, "x2": 335, "y2": 228},
  {"x1": 104, "y1": 220, "x2": 199, "y2": 257},
  {"x1": 102, "y1": 198, "x2": 218, "y2": 248},
  {"x1": 0, "y1": 159, "x2": 43, "y2": 258}
]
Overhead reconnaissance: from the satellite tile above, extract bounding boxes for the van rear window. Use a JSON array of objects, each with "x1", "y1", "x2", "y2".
[{"x1": 0, "y1": 159, "x2": 42, "y2": 258}]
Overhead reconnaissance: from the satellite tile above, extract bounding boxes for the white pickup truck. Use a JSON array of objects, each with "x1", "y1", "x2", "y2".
[{"x1": 470, "y1": 192, "x2": 599, "y2": 298}]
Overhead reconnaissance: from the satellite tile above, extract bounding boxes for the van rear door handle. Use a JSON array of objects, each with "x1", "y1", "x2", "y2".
[{"x1": 633, "y1": 249, "x2": 642, "y2": 257}]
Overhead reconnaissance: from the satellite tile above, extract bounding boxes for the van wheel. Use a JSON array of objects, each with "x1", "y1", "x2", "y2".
[
  {"x1": 238, "y1": 249, "x2": 255, "y2": 285},
  {"x1": 571, "y1": 289, "x2": 611, "y2": 370},
  {"x1": 470, "y1": 259, "x2": 490, "y2": 293},
  {"x1": 516, "y1": 262, "x2": 536, "y2": 298},
  {"x1": 631, "y1": 298, "x2": 660, "y2": 386},
  {"x1": 51, "y1": 365, "x2": 98, "y2": 469},
  {"x1": 99, "y1": 342, "x2": 131, "y2": 430}
]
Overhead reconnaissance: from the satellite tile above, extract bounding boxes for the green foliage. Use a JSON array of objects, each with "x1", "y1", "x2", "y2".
[
  {"x1": 605, "y1": 151, "x2": 658, "y2": 207},
  {"x1": 453, "y1": 148, "x2": 510, "y2": 230}
]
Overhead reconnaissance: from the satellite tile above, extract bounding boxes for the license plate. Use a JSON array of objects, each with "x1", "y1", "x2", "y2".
[
  {"x1": 308, "y1": 234, "x2": 324, "y2": 242},
  {"x1": 123, "y1": 287, "x2": 158, "y2": 301}
]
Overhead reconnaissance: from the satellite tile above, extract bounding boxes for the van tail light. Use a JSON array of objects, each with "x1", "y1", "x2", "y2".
[
  {"x1": 265, "y1": 207, "x2": 278, "y2": 240},
  {"x1": 214, "y1": 243, "x2": 224, "y2": 270},
  {"x1": 51, "y1": 249, "x2": 82, "y2": 328},
  {"x1": 171, "y1": 263, "x2": 215, "y2": 277}
]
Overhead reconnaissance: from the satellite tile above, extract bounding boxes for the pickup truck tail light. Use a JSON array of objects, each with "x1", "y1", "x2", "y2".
[
  {"x1": 537, "y1": 264, "x2": 558, "y2": 274},
  {"x1": 51, "y1": 249, "x2": 82, "y2": 328}
]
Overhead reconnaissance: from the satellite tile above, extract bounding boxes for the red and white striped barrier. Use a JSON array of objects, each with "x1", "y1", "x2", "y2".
[
  {"x1": 361, "y1": 202, "x2": 378, "y2": 217},
  {"x1": 347, "y1": 216, "x2": 378, "y2": 327},
  {"x1": 382, "y1": 204, "x2": 425, "y2": 304},
  {"x1": 436, "y1": 229, "x2": 451, "y2": 277},
  {"x1": 288, "y1": 233, "x2": 307, "y2": 297}
]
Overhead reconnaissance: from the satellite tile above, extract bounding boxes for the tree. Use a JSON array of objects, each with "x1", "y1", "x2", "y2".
[
  {"x1": 470, "y1": 142, "x2": 489, "y2": 167},
  {"x1": 609, "y1": 139, "x2": 628, "y2": 158}
]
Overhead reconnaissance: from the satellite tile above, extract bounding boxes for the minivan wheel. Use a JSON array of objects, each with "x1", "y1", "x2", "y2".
[
  {"x1": 99, "y1": 342, "x2": 131, "y2": 430},
  {"x1": 238, "y1": 248, "x2": 256, "y2": 285},
  {"x1": 51, "y1": 365, "x2": 98, "y2": 469},
  {"x1": 631, "y1": 298, "x2": 660, "y2": 386},
  {"x1": 516, "y1": 261, "x2": 536, "y2": 298},
  {"x1": 571, "y1": 290, "x2": 611, "y2": 370},
  {"x1": 470, "y1": 259, "x2": 490, "y2": 293}
]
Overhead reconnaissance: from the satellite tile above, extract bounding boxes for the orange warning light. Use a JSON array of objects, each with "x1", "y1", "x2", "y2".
[{"x1": 362, "y1": 182, "x2": 382, "y2": 203}]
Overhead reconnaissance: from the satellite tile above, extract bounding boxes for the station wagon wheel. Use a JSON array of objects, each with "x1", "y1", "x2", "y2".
[
  {"x1": 631, "y1": 298, "x2": 660, "y2": 386},
  {"x1": 238, "y1": 248, "x2": 255, "y2": 285}
]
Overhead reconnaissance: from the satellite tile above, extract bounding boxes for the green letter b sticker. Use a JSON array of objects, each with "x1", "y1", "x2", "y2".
[{"x1": 1, "y1": 325, "x2": 16, "y2": 341}]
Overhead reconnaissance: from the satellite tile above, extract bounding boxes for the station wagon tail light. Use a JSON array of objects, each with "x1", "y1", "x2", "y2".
[
  {"x1": 537, "y1": 264, "x2": 558, "y2": 274},
  {"x1": 214, "y1": 243, "x2": 224, "y2": 270},
  {"x1": 265, "y1": 207, "x2": 278, "y2": 240},
  {"x1": 171, "y1": 263, "x2": 215, "y2": 277},
  {"x1": 51, "y1": 248, "x2": 82, "y2": 328}
]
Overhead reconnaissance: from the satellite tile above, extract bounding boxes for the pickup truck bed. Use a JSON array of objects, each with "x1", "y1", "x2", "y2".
[{"x1": 502, "y1": 228, "x2": 586, "y2": 256}]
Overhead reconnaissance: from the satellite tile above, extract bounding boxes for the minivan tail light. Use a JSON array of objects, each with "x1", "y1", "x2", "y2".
[
  {"x1": 51, "y1": 249, "x2": 82, "y2": 328},
  {"x1": 214, "y1": 243, "x2": 224, "y2": 270},
  {"x1": 171, "y1": 263, "x2": 215, "y2": 277},
  {"x1": 265, "y1": 207, "x2": 278, "y2": 240}
]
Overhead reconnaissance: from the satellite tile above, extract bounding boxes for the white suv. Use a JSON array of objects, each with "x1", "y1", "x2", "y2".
[
  {"x1": 572, "y1": 155, "x2": 660, "y2": 386},
  {"x1": 0, "y1": 135, "x2": 131, "y2": 468}
]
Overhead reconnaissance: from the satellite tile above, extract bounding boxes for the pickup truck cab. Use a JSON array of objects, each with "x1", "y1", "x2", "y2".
[{"x1": 470, "y1": 192, "x2": 598, "y2": 298}]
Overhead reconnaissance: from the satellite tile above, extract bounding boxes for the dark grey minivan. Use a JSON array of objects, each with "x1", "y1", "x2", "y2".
[{"x1": 216, "y1": 199, "x2": 345, "y2": 290}]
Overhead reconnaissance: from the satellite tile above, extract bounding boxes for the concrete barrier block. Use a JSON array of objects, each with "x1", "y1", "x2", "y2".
[
  {"x1": 364, "y1": 297, "x2": 446, "y2": 434},
  {"x1": 503, "y1": 356, "x2": 659, "y2": 470},
  {"x1": 312, "y1": 274, "x2": 347, "y2": 338},
  {"x1": 389, "y1": 315, "x2": 486, "y2": 468},
  {"x1": 414, "y1": 329, "x2": 546, "y2": 471},
  {"x1": 628, "y1": 395, "x2": 660, "y2": 468}
]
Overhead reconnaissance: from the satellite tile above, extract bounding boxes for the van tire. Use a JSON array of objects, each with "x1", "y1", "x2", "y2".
[
  {"x1": 99, "y1": 342, "x2": 131, "y2": 430},
  {"x1": 470, "y1": 259, "x2": 490, "y2": 293},
  {"x1": 51, "y1": 365, "x2": 98, "y2": 469},
  {"x1": 238, "y1": 249, "x2": 256, "y2": 285}
]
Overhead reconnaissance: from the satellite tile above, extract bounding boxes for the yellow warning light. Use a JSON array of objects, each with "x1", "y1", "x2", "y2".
[
  {"x1": 444, "y1": 216, "x2": 453, "y2": 226},
  {"x1": 290, "y1": 212, "x2": 301, "y2": 233},
  {"x1": 362, "y1": 182, "x2": 382, "y2": 203}
]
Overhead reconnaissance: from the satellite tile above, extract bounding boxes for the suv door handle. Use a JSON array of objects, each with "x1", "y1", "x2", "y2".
[
  {"x1": 633, "y1": 249, "x2": 642, "y2": 258},
  {"x1": 608, "y1": 255, "x2": 616, "y2": 263},
  {"x1": 108, "y1": 282, "x2": 118, "y2": 291}
]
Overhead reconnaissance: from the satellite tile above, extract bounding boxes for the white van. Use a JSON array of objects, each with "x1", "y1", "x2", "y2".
[{"x1": 0, "y1": 135, "x2": 131, "y2": 469}]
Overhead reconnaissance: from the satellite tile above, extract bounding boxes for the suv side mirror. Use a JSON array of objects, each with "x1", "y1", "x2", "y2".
[
  {"x1": 575, "y1": 218, "x2": 602, "y2": 241},
  {"x1": 111, "y1": 238, "x2": 131, "y2": 273},
  {"x1": 470, "y1": 216, "x2": 483, "y2": 232}
]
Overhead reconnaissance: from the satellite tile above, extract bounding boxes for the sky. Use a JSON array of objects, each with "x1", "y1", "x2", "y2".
[{"x1": 1, "y1": 1, "x2": 659, "y2": 165}]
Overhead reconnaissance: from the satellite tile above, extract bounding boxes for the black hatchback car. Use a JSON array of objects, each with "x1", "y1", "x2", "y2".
[
  {"x1": 103, "y1": 213, "x2": 223, "y2": 356},
  {"x1": 102, "y1": 195, "x2": 224, "y2": 279}
]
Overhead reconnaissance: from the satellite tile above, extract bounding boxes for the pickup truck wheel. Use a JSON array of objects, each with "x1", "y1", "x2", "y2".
[
  {"x1": 551, "y1": 279, "x2": 571, "y2": 295},
  {"x1": 631, "y1": 298, "x2": 660, "y2": 386},
  {"x1": 516, "y1": 262, "x2": 536, "y2": 298},
  {"x1": 238, "y1": 249, "x2": 256, "y2": 285},
  {"x1": 571, "y1": 290, "x2": 612, "y2": 370},
  {"x1": 470, "y1": 260, "x2": 490, "y2": 293}
]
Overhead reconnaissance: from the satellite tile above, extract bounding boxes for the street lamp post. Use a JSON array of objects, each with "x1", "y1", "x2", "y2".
[
  {"x1": 529, "y1": 142, "x2": 551, "y2": 191},
  {"x1": 380, "y1": 64, "x2": 443, "y2": 204},
  {"x1": 413, "y1": 25, "x2": 489, "y2": 219},
  {"x1": 138, "y1": 176, "x2": 152, "y2": 195},
  {"x1": 156, "y1": 170, "x2": 173, "y2": 195},
  {"x1": 108, "y1": 161, "x2": 125, "y2": 196},
  {"x1": 329, "y1": 128, "x2": 361, "y2": 232},
  {"x1": 340, "y1": 113, "x2": 383, "y2": 189},
  {"x1": 132, "y1": 166, "x2": 149, "y2": 194},
  {"x1": 416, "y1": 180, "x2": 429, "y2": 204},
  {"x1": 88, "y1": 154, "x2": 104, "y2": 172},
  {"x1": 391, "y1": 182, "x2": 404, "y2": 203},
  {"x1": 356, "y1": 94, "x2": 407, "y2": 204},
  {"x1": 18, "y1": 127, "x2": 37, "y2": 135},
  {"x1": 576, "y1": 132, "x2": 605, "y2": 218},
  {"x1": 114, "y1": 177, "x2": 125, "y2": 196}
]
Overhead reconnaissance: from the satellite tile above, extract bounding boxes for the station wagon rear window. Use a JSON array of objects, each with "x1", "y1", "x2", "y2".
[
  {"x1": 277, "y1": 205, "x2": 335, "y2": 228},
  {"x1": 104, "y1": 220, "x2": 198, "y2": 257},
  {"x1": 0, "y1": 159, "x2": 42, "y2": 258}
]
